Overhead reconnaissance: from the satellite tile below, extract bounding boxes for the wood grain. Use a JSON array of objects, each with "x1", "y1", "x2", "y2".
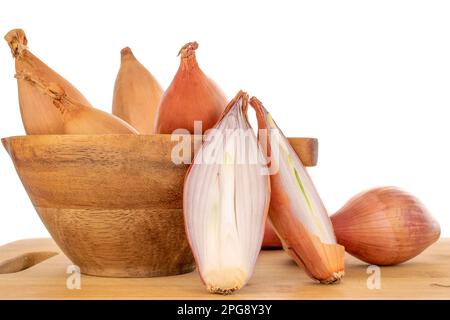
[
  {"x1": 0, "y1": 238, "x2": 449, "y2": 299},
  {"x1": 0, "y1": 251, "x2": 57, "y2": 274},
  {"x1": 1, "y1": 135, "x2": 317, "y2": 278},
  {"x1": 2, "y1": 135, "x2": 196, "y2": 277}
]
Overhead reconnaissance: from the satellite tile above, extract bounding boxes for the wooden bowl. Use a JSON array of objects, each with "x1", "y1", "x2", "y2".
[{"x1": 1, "y1": 134, "x2": 318, "y2": 278}]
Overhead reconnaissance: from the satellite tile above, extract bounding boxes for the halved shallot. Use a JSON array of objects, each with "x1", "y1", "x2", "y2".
[
  {"x1": 250, "y1": 96, "x2": 345, "y2": 284},
  {"x1": 183, "y1": 91, "x2": 270, "y2": 294}
]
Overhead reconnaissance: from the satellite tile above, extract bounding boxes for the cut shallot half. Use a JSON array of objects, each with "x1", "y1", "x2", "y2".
[
  {"x1": 183, "y1": 91, "x2": 270, "y2": 294},
  {"x1": 250, "y1": 96, "x2": 345, "y2": 284}
]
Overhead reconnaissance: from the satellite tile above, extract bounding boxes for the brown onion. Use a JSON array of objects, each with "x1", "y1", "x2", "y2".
[
  {"x1": 262, "y1": 222, "x2": 283, "y2": 249},
  {"x1": 16, "y1": 72, "x2": 138, "y2": 134},
  {"x1": 112, "y1": 47, "x2": 163, "y2": 134},
  {"x1": 4, "y1": 29, "x2": 92, "y2": 134},
  {"x1": 331, "y1": 187, "x2": 441, "y2": 265},
  {"x1": 154, "y1": 42, "x2": 227, "y2": 134}
]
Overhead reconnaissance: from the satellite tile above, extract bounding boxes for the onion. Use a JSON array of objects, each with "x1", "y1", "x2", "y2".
[
  {"x1": 331, "y1": 187, "x2": 441, "y2": 265},
  {"x1": 154, "y1": 42, "x2": 227, "y2": 134},
  {"x1": 16, "y1": 72, "x2": 138, "y2": 134},
  {"x1": 250, "y1": 96, "x2": 345, "y2": 284},
  {"x1": 4, "y1": 29, "x2": 92, "y2": 134},
  {"x1": 262, "y1": 222, "x2": 283, "y2": 249},
  {"x1": 112, "y1": 47, "x2": 163, "y2": 134},
  {"x1": 183, "y1": 91, "x2": 270, "y2": 294}
]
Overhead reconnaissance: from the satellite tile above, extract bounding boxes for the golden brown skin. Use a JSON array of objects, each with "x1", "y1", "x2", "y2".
[
  {"x1": 268, "y1": 172, "x2": 345, "y2": 283},
  {"x1": 112, "y1": 47, "x2": 163, "y2": 134},
  {"x1": 154, "y1": 42, "x2": 227, "y2": 134},
  {"x1": 331, "y1": 187, "x2": 441, "y2": 265},
  {"x1": 262, "y1": 138, "x2": 319, "y2": 250},
  {"x1": 4, "y1": 29, "x2": 92, "y2": 134},
  {"x1": 16, "y1": 72, "x2": 138, "y2": 134},
  {"x1": 262, "y1": 222, "x2": 283, "y2": 249}
]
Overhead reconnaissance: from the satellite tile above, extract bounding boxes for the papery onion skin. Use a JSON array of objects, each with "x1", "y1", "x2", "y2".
[
  {"x1": 331, "y1": 187, "x2": 441, "y2": 265},
  {"x1": 154, "y1": 42, "x2": 227, "y2": 134},
  {"x1": 16, "y1": 72, "x2": 138, "y2": 135},
  {"x1": 112, "y1": 47, "x2": 163, "y2": 134},
  {"x1": 4, "y1": 29, "x2": 91, "y2": 134},
  {"x1": 250, "y1": 96, "x2": 345, "y2": 284},
  {"x1": 262, "y1": 139, "x2": 319, "y2": 250},
  {"x1": 268, "y1": 169, "x2": 344, "y2": 283},
  {"x1": 262, "y1": 222, "x2": 283, "y2": 249}
]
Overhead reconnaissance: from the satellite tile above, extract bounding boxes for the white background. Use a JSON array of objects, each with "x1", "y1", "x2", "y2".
[{"x1": 0, "y1": 0, "x2": 449, "y2": 245}]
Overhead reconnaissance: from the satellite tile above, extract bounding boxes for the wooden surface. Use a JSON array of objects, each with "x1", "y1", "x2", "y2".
[{"x1": 0, "y1": 238, "x2": 449, "y2": 299}]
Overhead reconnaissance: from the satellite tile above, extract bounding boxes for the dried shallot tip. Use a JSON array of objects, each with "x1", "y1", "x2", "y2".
[
  {"x1": 249, "y1": 96, "x2": 345, "y2": 284},
  {"x1": 331, "y1": 187, "x2": 441, "y2": 266},
  {"x1": 154, "y1": 41, "x2": 227, "y2": 134},
  {"x1": 4, "y1": 29, "x2": 28, "y2": 57},
  {"x1": 16, "y1": 72, "x2": 138, "y2": 135},
  {"x1": 112, "y1": 46, "x2": 163, "y2": 134},
  {"x1": 178, "y1": 41, "x2": 199, "y2": 58},
  {"x1": 4, "y1": 28, "x2": 92, "y2": 134},
  {"x1": 183, "y1": 91, "x2": 270, "y2": 295}
]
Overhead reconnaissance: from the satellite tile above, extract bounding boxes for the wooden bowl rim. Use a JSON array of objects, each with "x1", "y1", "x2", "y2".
[
  {"x1": 1, "y1": 135, "x2": 318, "y2": 166},
  {"x1": 1, "y1": 134, "x2": 317, "y2": 148}
]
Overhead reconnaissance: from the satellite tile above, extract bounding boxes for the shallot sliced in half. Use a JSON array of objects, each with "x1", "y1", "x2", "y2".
[
  {"x1": 250, "y1": 96, "x2": 345, "y2": 284},
  {"x1": 183, "y1": 91, "x2": 270, "y2": 294}
]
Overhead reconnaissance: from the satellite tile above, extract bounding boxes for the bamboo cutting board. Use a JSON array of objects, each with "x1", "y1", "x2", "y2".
[{"x1": 0, "y1": 238, "x2": 449, "y2": 299}]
